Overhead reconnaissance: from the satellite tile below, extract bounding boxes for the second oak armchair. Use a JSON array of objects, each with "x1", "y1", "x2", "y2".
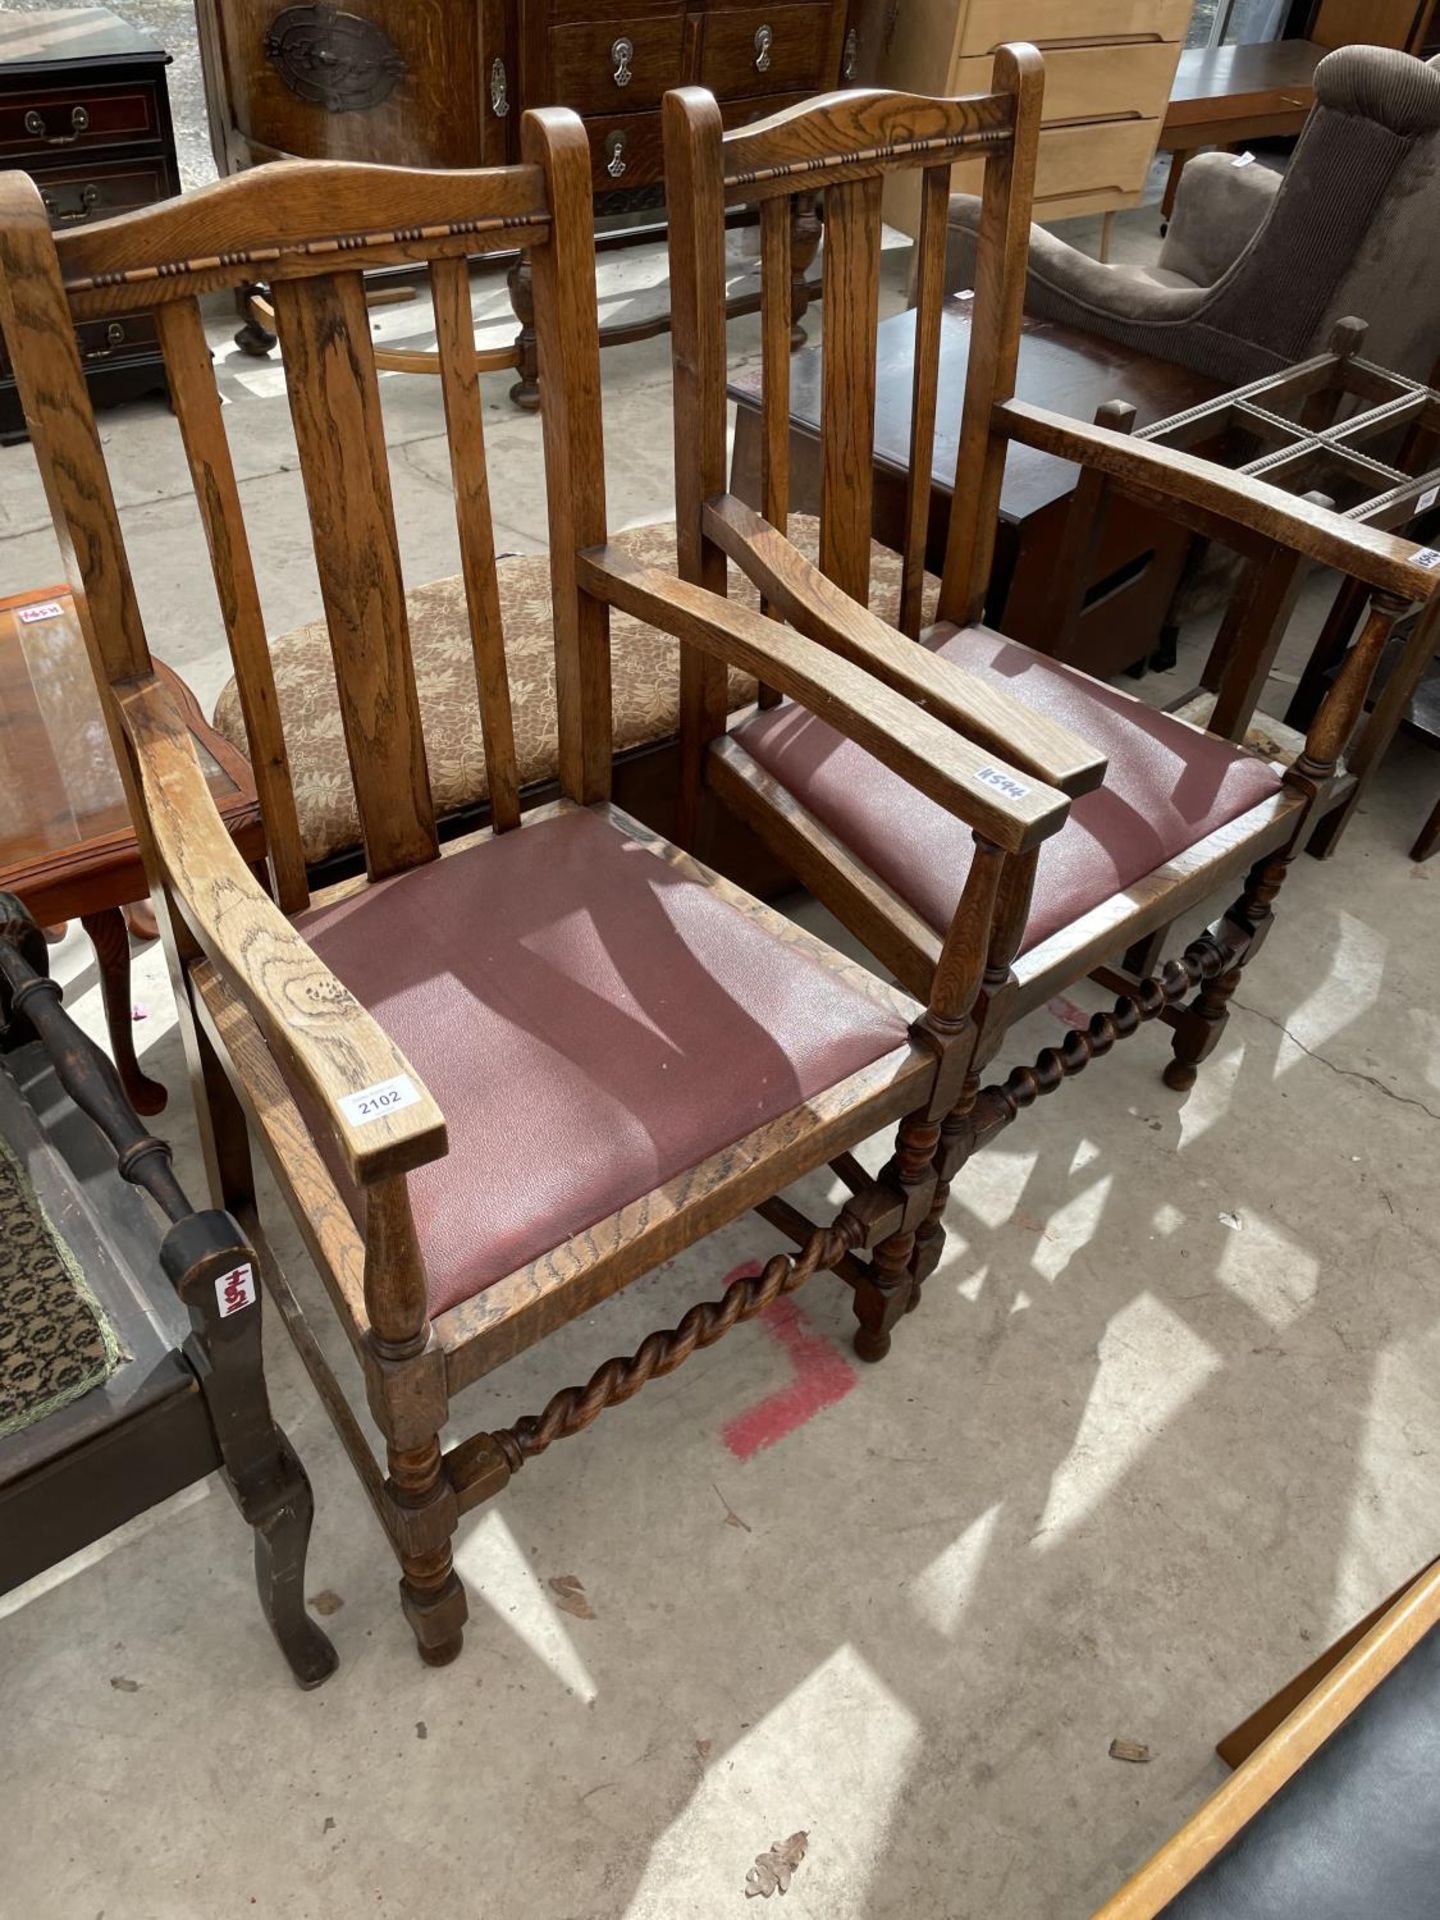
[{"x1": 577, "y1": 55, "x2": 1440, "y2": 1304}]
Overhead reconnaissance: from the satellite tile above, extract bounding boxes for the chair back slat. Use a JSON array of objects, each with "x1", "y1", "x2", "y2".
[
  {"x1": 155, "y1": 295, "x2": 310, "y2": 911},
  {"x1": 430, "y1": 253, "x2": 521, "y2": 833},
  {"x1": 663, "y1": 87, "x2": 734, "y2": 842},
  {"x1": 270, "y1": 268, "x2": 439, "y2": 879},
  {"x1": 937, "y1": 48, "x2": 1045, "y2": 627},
  {"x1": 898, "y1": 164, "x2": 951, "y2": 638},
  {"x1": 758, "y1": 197, "x2": 793, "y2": 544},
  {"x1": 819, "y1": 174, "x2": 883, "y2": 605}
]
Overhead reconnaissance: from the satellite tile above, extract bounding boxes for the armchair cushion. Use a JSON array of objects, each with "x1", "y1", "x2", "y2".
[
  {"x1": 733, "y1": 624, "x2": 1282, "y2": 953},
  {"x1": 1158, "y1": 152, "x2": 1282, "y2": 289},
  {"x1": 213, "y1": 515, "x2": 939, "y2": 869},
  {"x1": 294, "y1": 806, "x2": 909, "y2": 1315}
]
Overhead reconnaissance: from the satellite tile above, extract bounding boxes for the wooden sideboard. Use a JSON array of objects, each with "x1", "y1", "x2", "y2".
[
  {"x1": 0, "y1": 6, "x2": 180, "y2": 443},
  {"x1": 872, "y1": 0, "x2": 1191, "y2": 236},
  {"x1": 194, "y1": 0, "x2": 853, "y2": 401}
]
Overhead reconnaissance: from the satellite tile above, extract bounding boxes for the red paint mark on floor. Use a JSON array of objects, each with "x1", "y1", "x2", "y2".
[{"x1": 720, "y1": 1265, "x2": 857, "y2": 1461}]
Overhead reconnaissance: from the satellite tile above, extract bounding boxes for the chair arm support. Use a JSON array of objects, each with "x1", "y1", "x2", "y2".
[
  {"x1": 115, "y1": 676, "x2": 447, "y2": 1188},
  {"x1": 997, "y1": 400, "x2": 1440, "y2": 604},
  {"x1": 702, "y1": 495, "x2": 1108, "y2": 798},
  {"x1": 577, "y1": 546, "x2": 1071, "y2": 853}
]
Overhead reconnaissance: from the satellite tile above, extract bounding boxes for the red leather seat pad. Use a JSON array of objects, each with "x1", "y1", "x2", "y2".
[
  {"x1": 295, "y1": 808, "x2": 908, "y2": 1315},
  {"x1": 734, "y1": 623, "x2": 1282, "y2": 952}
]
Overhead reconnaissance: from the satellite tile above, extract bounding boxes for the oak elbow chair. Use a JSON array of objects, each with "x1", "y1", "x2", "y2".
[
  {"x1": 0, "y1": 111, "x2": 1085, "y2": 1666},
  {"x1": 589, "y1": 57, "x2": 1440, "y2": 1300}
]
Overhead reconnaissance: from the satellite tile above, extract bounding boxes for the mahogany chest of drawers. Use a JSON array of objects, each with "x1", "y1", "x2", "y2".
[{"x1": 0, "y1": 6, "x2": 180, "y2": 443}]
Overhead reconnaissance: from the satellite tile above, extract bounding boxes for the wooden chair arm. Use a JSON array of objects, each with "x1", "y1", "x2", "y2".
[
  {"x1": 997, "y1": 399, "x2": 1440, "y2": 604},
  {"x1": 115, "y1": 676, "x2": 447, "y2": 1187},
  {"x1": 703, "y1": 495, "x2": 1108, "y2": 798},
  {"x1": 577, "y1": 546, "x2": 1070, "y2": 853}
]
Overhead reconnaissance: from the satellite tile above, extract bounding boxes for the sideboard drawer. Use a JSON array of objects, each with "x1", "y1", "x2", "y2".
[
  {"x1": 33, "y1": 156, "x2": 169, "y2": 228},
  {"x1": 958, "y1": 0, "x2": 1193, "y2": 53},
  {"x1": 952, "y1": 40, "x2": 1180, "y2": 123},
  {"x1": 0, "y1": 82, "x2": 160, "y2": 154},
  {"x1": 700, "y1": 4, "x2": 832, "y2": 97},
  {"x1": 584, "y1": 109, "x2": 665, "y2": 189},
  {"x1": 0, "y1": 310, "x2": 158, "y2": 384},
  {"x1": 549, "y1": 15, "x2": 687, "y2": 114}
]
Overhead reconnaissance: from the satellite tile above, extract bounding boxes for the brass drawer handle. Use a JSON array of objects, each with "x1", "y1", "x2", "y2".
[
  {"x1": 82, "y1": 321, "x2": 128, "y2": 362},
  {"x1": 754, "y1": 24, "x2": 773, "y2": 71},
  {"x1": 605, "y1": 130, "x2": 627, "y2": 178},
  {"x1": 23, "y1": 104, "x2": 89, "y2": 145},
  {"x1": 489, "y1": 56, "x2": 509, "y2": 116},
  {"x1": 611, "y1": 36, "x2": 634, "y2": 87},
  {"x1": 41, "y1": 183, "x2": 100, "y2": 224}
]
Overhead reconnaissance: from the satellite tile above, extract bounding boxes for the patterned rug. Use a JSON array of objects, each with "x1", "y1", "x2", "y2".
[{"x1": 0, "y1": 1134, "x2": 121, "y2": 1439}]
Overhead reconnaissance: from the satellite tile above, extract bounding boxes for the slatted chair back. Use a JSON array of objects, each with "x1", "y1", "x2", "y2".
[
  {"x1": 663, "y1": 53, "x2": 1042, "y2": 810},
  {"x1": 0, "y1": 110, "x2": 606, "y2": 917}
]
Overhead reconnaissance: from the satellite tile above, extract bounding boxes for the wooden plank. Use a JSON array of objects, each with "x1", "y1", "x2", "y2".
[
  {"x1": 116, "y1": 674, "x2": 447, "y2": 1187},
  {"x1": 819, "y1": 173, "x2": 883, "y2": 604},
  {"x1": 704, "y1": 497, "x2": 1106, "y2": 796},
  {"x1": 525, "y1": 108, "x2": 614, "y2": 807},
  {"x1": 429, "y1": 254, "x2": 521, "y2": 834},
  {"x1": 155, "y1": 295, "x2": 310, "y2": 911},
  {"x1": 939, "y1": 44, "x2": 1046, "y2": 625},
  {"x1": 578, "y1": 545, "x2": 1068, "y2": 851},
  {"x1": 271, "y1": 269, "x2": 438, "y2": 879},
  {"x1": 664, "y1": 86, "x2": 734, "y2": 840},
  {"x1": 899, "y1": 163, "x2": 950, "y2": 637},
  {"x1": 1094, "y1": 1563, "x2": 1440, "y2": 1918}
]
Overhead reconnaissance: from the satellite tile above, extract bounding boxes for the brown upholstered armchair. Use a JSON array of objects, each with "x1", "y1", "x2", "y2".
[{"x1": 945, "y1": 44, "x2": 1440, "y2": 390}]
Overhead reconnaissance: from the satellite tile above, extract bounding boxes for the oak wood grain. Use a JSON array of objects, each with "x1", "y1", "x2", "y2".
[
  {"x1": 579, "y1": 545, "x2": 1069, "y2": 850},
  {"x1": 116, "y1": 676, "x2": 447, "y2": 1186},
  {"x1": 271, "y1": 269, "x2": 438, "y2": 880},
  {"x1": 704, "y1": 495, "x2": 1107, "y2": 795}
]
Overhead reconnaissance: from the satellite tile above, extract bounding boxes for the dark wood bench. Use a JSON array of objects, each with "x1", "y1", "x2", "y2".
[{"x1": 0, "y1": 894, "x2": 336, "y2": 1687}]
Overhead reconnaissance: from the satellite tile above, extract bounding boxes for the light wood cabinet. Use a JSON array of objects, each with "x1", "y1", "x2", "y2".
[{"x1": 874, "y1": 0, "x2": 1192, "y2": 233}]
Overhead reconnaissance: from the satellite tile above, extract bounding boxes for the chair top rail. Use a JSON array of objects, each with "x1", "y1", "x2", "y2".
[
  {"x1": 41, "y1": 157, "x2": 550, "y2": 317},
  {"x1": 714, "y1": 86, "x2": 1016, "y2": 204}
]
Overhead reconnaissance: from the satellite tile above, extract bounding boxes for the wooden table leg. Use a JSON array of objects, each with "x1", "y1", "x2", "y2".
[
  {"x1": 1161, "y1": 146, "x2": 1189, "y2": 224},
  {"x1": 1412, "y1": 794, "x2": 1440, "y2": 862},
  {"x1": 80, "y1": 906, "x2": 167, "y2": 1115}
]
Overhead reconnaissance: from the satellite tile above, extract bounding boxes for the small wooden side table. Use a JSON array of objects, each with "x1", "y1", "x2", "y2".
[
  {"x1": 1159, "y1": 39, "x2": 1324, "y2": 221},
  {"x1": 730, "y1": 299, "x2": 1218, "y2": 679},
  {"x1": 0, "y1": 585, "x2": 263, "y2": 1114}
]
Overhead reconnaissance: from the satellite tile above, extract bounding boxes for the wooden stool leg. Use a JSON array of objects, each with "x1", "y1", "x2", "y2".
[
  {"x1": 81, "y1": 906, "x2": 167, "y2": 1116},
  {"x1": 1163, "y1": 854, "x2": 1286, "y2": 1092},
  {"x1": 852, "y1": 1109, "x2": 940, "y2": 1363}
]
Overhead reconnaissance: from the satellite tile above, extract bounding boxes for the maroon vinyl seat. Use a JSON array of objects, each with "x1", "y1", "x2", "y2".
[
  {"x1": 295, "y1": 806, "x2": 909, "y2": 1316},
  {"x1": 734, "y1": 624, "x2": 1284, "y2": 954}
]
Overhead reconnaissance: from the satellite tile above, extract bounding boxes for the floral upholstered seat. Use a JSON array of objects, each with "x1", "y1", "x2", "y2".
[{"x1": 212, "y1": 514, "x2": 940, "y2": 869}]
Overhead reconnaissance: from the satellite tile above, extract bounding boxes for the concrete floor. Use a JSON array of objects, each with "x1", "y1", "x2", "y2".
[{"x1": 3, "y1": 15, "x2": 1440, "y2": 1918}]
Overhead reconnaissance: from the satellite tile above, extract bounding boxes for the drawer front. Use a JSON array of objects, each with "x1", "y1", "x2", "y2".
[
  {"x1": 953, "y1": 39, "x2": 1180, "y2": 123},
  {"x1": 1031, "y1": 115, "x2": 1160, "y2": 200},
  {"x1": 0, "y1": 309, "x2": 158, "y2": 383},
  {"x1": 549, "y1": 16, "x2": 687, "y2": 115},
  {"x1": 958, "y1": 0, "x2": 1192, "y2": 55},
  {"x1": 33, "y1": 157, "x2": 169, "y2": 229},
  {"x1": 700, "y1": 5, "x2": 834, "y2": 97},
  {"x1": 585, "y1": 110, "x2": 665, "y2": 190},
  {"x1": 0, "y1": 82, "x2": 160, "y2": 155},
  {"x1": 76, "y1": 310, "x2": 160, "y2": 368},
  {"x1": 882, "y1": 114, "x2": 1159, "y2": 234}
]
